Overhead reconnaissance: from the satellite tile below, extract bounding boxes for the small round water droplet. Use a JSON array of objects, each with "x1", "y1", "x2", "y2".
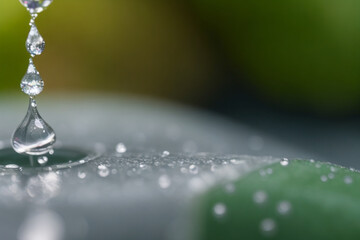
[
  {"x1": 330, "y1": 166, "x2": 337, "y2": 172},
  {"x1": 224, "y1": 183, "x2": 235, "y2": 193},
  {"x1": 189, "y1": 165, "x2": 199, "y2": 174},
  {"x1": 253, "y1": 191, "x2": 267, "y2": 204},
  {"x1": 328, "y1": 173, "x2": 335, "y2": 179},
  {"x1": 280, "y1": 158, "x2": 289, "y2": 166},
  {"x1": 37, "y1": 156, "x2": 48, "y2": 165},
  {"x1": 277, "y1": 201, "x2": 292, "y2": 215},
  {"x1": 266, "y1": 168, "x2": 273, "y2": 175},
  {"x1": 158, "y1": 175, "x2": 171, "y2": 189},
  {"x1": 315, "y1": 163, "x2": 321, "y2": 168},
  {"x1": 97, "y1": 165, "x2": 109, "y2": 178},
  {"x1": 78, "y1": 171, "x2": 87, "y2": 179},
  {"x1": 161, "y1": 151, "x2": 170, "y2": 157},
  {"x1": 260, "y1": 218, "x2": 277, "y2": 236},
  {"x1": 320, "y1": 175, "x2": 328, "y2": 182},
  {"x1": 344, "y1": 176, "x2": 353, "y2": 184},
  {"x1": 115, "y1": 143, "x2": 127, "y2": 153},
  {"x1": 20, "y1": 0, "x2": 53, "y2": 14},
  {"x1": 11, "y1": 98, "x2": 56, "y2": 155},
  {"x1": 213, "y1": 203, "x2": 227, "y2": 218}
]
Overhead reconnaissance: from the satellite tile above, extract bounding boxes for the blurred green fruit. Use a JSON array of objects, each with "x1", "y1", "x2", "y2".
[
  {"x1": 195, "y1": 160, "x2": 360, "y2": 239},
  {"x1": 191, "y1": 0, "x2": 360, "y2": 114},
  {"x1": 0, "y1": 0, "x2": 218, "y2": 104}
]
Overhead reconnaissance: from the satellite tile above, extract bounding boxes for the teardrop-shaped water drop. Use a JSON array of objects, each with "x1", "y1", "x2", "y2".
[
  {"x1": 11, "y1": 98, "x2": 56, "y2": 156},
  {"x1": 21, "y1": 59, "x2": 44, "y2": 96},
  {"x1": 19, "y1": 0, "x2": 53, "y2": 14},
  {"x1": 26, "y1": 24, "x2": 45, "y2": 56}
]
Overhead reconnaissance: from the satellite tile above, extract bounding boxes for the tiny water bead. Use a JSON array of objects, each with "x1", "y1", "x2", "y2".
[
  {"x1": 280, "y1": 158, "x2": 289, "y2": 166},
  {"x1": 260, "y1": 218, "x2": 277, "y2": 236},
  {"x1": 21, "y1": 59, "x2": 44, "y2": 96},
  {"x1": 115, "y1": 143, "x2": 127, "y2": 153},
  {"x1": 253, "y1": 190, "x2": 268, "y2": 204},
  {"x1": 277, "y1": 201, "x2": 292, "y2": 215},
  {"x1": 20, "y1": 0, "x2": 53, "y2": 14},
  {"x1": 26, "y1": 24, "x2": 45, "y2": 56},
  {"x1": 213, "y1": 203, "x2": 227, "y2": 218},
  {"x1": 98, "y1": 165, "x2": 110, "y2": 178},
  {"x1": 12, "y1": 98, "x2": 56, "y2": 156}
]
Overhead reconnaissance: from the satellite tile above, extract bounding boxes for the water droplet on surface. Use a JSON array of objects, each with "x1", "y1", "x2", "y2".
[
  {"x1": 115, "y1": 143, "x2": 127, "y2": 153},
  {"x1": 20, "y1": 0, "x2": 53, "y2": 14},
  {"x1": 78, "y1": 171, "x2": 87, "y2": 179},
  {"x1": 189, "y1": 165, "x2": 199, "y2": 174},
  {"x1": 224, "y1": 183, "x2": 235, "y2": 193},
  {"x1": 277, "y1": 201, "x2": 292, "y2": 215},
  {"x1": 280, "y1": 158, "x2": 289, "y2": 166},
  {"x1": 5, "y1": 164, "x2": 20, "y2": 169},
  {"x1": 328, "y1": 173, "x2": 335, "y2": 179},
  {"x1": 161, "y1": 151, "x2": 170, "y2": 157},
  {"x1": 213, "y1": 203, "x2": 227, "y2": 217},
  {"x1": 344, "y1": 176, "x2": 353, "y2": 184},
  {"x1": 253, "y1": 191, "x2": 267, "y2": 204},
  {"x1": 21, "y1": 59, "x2": 44, "y2": 96},
  {"x1": 266, "y1": 168, "x2": 273, "y2": 175},
  {"x1": 320, "y1": 175, "x2": 328, "y2": 182},
  {"x1": 11, "y1": 98, "x2": 56, "y2": 156},
  {"x1": 26, "y1": 24, "x2": 45, "y2": 56},
  {"x1": 230, "y1": 159, "x2": 244, "y2": 165},
  {"x1": 330, "y1": 166, "x2": 337, "y2": 172},
  {"x1": 98, "y1": 165, "x2": 109, "y2": 178},
  {"x1": 158, "y1": 175, "x2": 171, "y2": 189},
  {"x1": 260, "y1": 218, "x2": 277, "y2": 236},
  {"x1": 37, "y1": 156, "x2": 48, "y2": 165}
]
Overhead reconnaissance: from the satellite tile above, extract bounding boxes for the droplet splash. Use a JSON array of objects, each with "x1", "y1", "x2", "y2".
[
  {"x1": 26, "y1": 24, "x2": 45, "y2": 56},
  {"x1": 21, "y1": 59, "x2": 44, "y2": 96},
  {"x1": 20, "y1": 0, "x2": 53, "y2": 14},
  {"x1": 11, "y1": 98, "x2": 56, "y2": 156}
]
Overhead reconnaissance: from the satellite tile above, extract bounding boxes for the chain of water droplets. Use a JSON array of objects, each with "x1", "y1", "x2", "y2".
[{"x1": 11, "y1": 0, "x2": 56, "y2": 156}]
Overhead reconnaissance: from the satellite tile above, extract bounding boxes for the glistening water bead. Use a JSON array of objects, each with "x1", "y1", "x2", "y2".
[
  {"x1": 19, "y1": 0, "x2": 53, "y2": 14},
  {"x1": 11, "y1": 98, "x2": 56, "y2": 155},
  {"x1": 12, "y1": 0, "x2": 56, "y2": 157}
]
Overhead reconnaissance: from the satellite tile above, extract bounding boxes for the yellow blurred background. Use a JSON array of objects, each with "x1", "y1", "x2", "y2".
[{"x1": 2, "y1": 0, "x2": 360, "y2": 114}]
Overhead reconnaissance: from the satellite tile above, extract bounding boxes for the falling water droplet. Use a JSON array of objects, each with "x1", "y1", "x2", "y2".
[
  {"x1": 11, "y1": 98, "x2": 56, "y2": 155},
  {"x1": 20, "y1": 0, "x2": 53, "y2": 14},
  {"x1": 344, "y1": 176, "x2": 353, "y2": 184},
  {"x1": 21, "y1": 59, "x2": 44, "y2": 96},
  {"x1": 26, "y1": 24, "x2": 45, "y2": 56}
]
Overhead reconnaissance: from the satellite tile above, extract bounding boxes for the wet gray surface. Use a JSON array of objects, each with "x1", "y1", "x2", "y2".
[{"x1": 0, "y1": 94, "x2": 305, "y2": 239}]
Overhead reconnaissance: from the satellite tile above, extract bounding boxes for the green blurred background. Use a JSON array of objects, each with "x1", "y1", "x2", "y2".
[
  {"x1": 3, "y1": 0, "x2": 360, "y2": 114},
  {"x1": 2, "y1": 0, "x2": 360, "y2": 167}
]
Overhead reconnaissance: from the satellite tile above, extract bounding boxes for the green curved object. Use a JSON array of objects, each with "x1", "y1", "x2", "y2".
[{"x1": 194, "y1": 160, "x2": 360, "y2": 239}]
